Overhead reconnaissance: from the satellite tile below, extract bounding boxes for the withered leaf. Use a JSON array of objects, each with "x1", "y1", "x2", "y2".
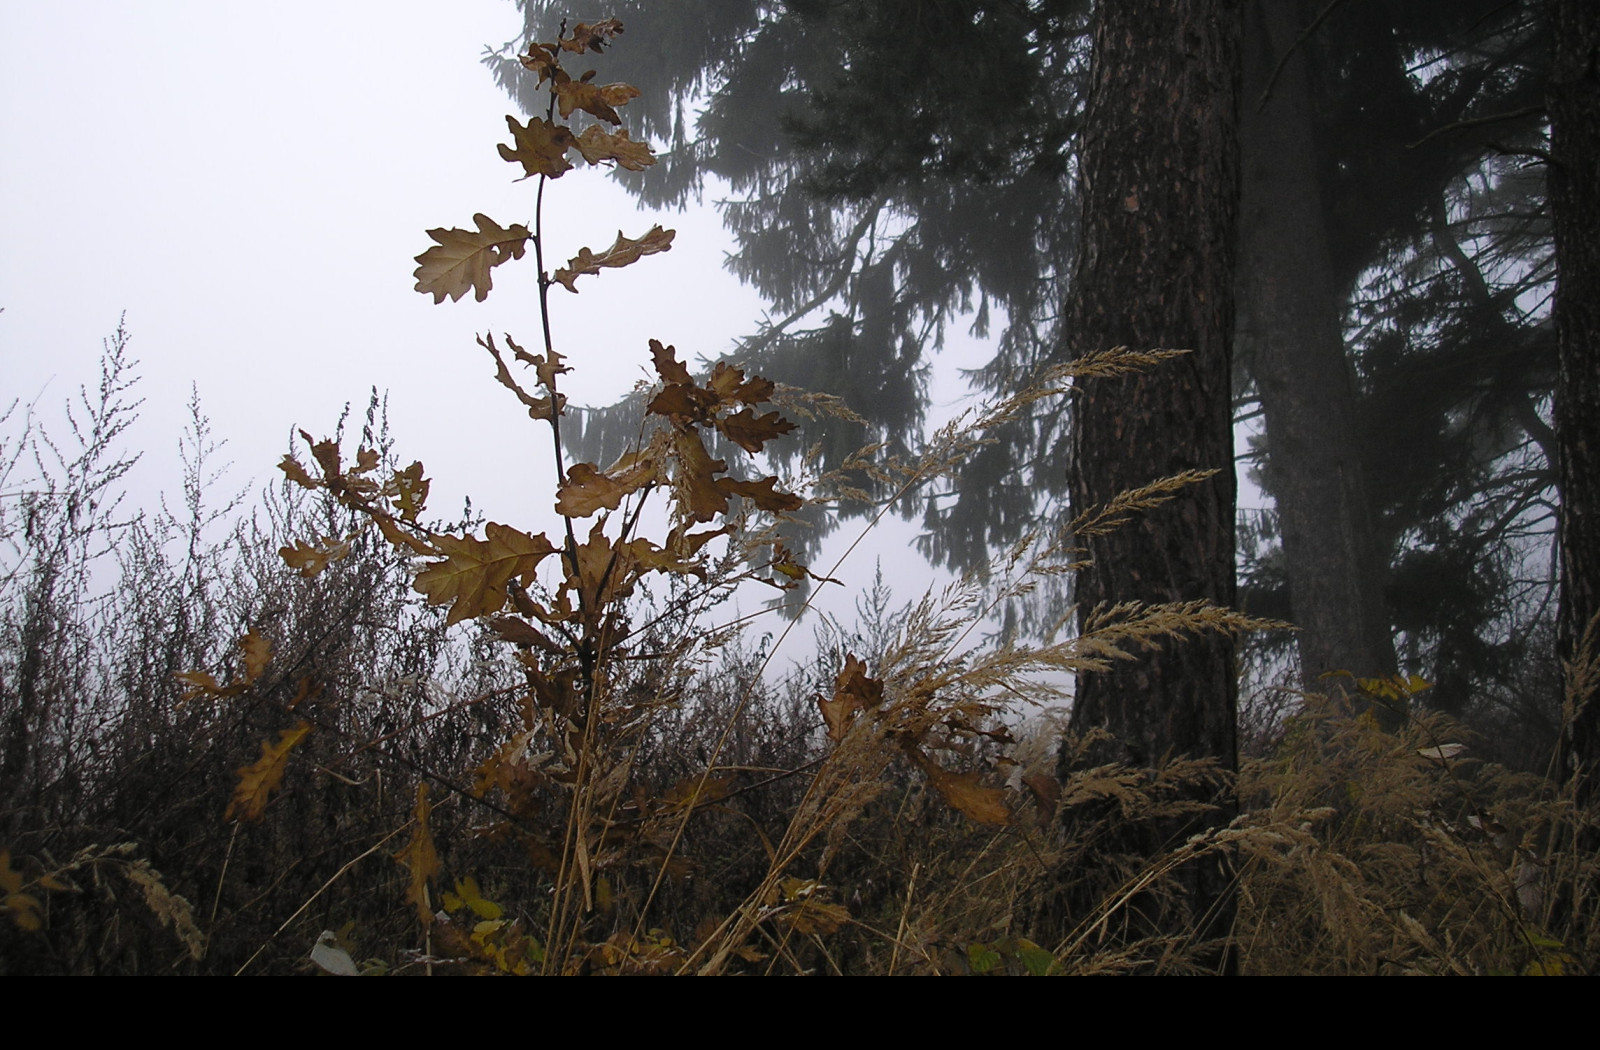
[
  {"x1": 673, "y1": 431, "x2": 728, "y2": 523},
  {"x1": 414, "y1": 213, "x2": 531, "y2": 304},
  {"x1": 239, "y1": 629, "x2": 272, "y2": 684},
  {"x1": 717, "y1": 408, "x2": 797, "y2": 453},
  {"x1": 917, "y1": 759, "x2": 1011, "y2": 826},
  {"x1": 554, "y1": 79, "x2": 641, "y2": 125},
  {"x1": 413, "y1": 523, "x2": 559, "y2": 625},
  {"x1": 649, "y1": 339, "x2": 693, "y2": 385},
  {"x1": 479, "y1": 333, "x2": 563, "y2": 421},
  {"x1": 279, "y1": 455, "x2": 319, "y2": 490},
  {"x1": 309, "y1": 437, "x2": 341, "y2": 483},
  {"x1": 373, "y1": 515, "x2": 432, "y2": 557},
  {"x1": 772, "y1": 878, "x2": 849, "y2": 935},
  {"x1": 395, "y1": 783, "x2": 441, "y2": 926},
  {"x1": 574, "y1": 125, "x2": 655, "y2": 170},
  {"x1": 660, "y1": 773, "x2": 737, "y2": 810},
  {"x1": 561, "y1": 18, "x2": 624, "y2": 54},
  {"x1": 498, "y1": 115, "x2": 577, "y2": 179},
  {"x1": 556, "y1": 452, "x2": 660, "y2": 518},
  {"x1": 819, "y1": 654, "x2": 884, "y2": 742},
  {"x1": 552, "y1": 226, "x2": 674, "y2": 293},
  {"x1": 622, "y1": 536, "x2": 702, "y2": 577},
  {"x1": 666, "y1": 523, "x2": 732, "y2": 560},
  {"x1": 715, "y1": 475, "x2": 803, "y2": 514},
  {"x1": 280, "y1": 535, "x2": 353, "y2": 578},
  {"x1": 386, "y1": 461, "x2": 430, "y2": 522},
  {"x1": 1022, "y1": 774, "x2": 1062, "y2": 824},
  {"x1": 487, "y1": 615, "x2": 563, "y2": 653},
  {"x1": 502, "y1": 335, "x2": 569, "y2": 390},
  {"x1": 707, "y1": 362, "x2": 775, "y2": 405},
  {"x1": 568, "y1": 519, "x2": 639, "y2": 611},
  {"x1": 174, "y1": 669, "x2": 222, "y2": 700},
  {"x1": 226, "y1": 721, "x2": 312, "y2": 822},
  {"x1": 519, "y1": 43, "x2": 559, "y2": 82},
  {"x1": 768, "y1": 541, "x2": 840, "y2": 589},
  {"x1": 647, "y1": 382, "x2": 716, "y2": 424}
]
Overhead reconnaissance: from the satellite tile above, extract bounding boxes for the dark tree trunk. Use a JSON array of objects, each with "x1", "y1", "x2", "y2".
[
  {"x1": 1236, "y1": 0, "x2": 1397, "y2": 691},
  {"x1": 1060, "y1": 0, "x2": 1242, "y2": 969},
  {"x1": 1549, "y1": 0, "x2": 1600, "y2": 806}
]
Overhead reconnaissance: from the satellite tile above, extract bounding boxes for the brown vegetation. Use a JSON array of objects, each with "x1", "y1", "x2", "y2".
[{"x1": 2, "y1": 20, "x2": 1593, "y2": 976}]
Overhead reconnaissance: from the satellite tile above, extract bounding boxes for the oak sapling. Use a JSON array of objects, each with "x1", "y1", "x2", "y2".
[{"x1": 260, "y1": 17, "x2": 809, "y2": 967}]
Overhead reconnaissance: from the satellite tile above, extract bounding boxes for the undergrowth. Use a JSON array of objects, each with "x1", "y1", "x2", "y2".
[{"x1": 2, "y1": 18, "x2": 1594, "y2": 975}]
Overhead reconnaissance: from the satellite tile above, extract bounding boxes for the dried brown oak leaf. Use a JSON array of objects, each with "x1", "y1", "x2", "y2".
[
  {"x1": 716, "y1": 475, "x2": 802, "y2": 514},
  {"x1": 555, "y1": 454, "x2": 660, "y2": 518},
  {"x1": 561, "y1": 18, "x2": 624, "y2": 54},
  {"x1": 395, "y1": 783, "x2": 441, "y2": 926},
  {"x1": 649, "y1": 339, "x2": 693, "y2": 385},
  {"x1": 414, "y1": 213, "x2": 531, "y2": 303},
  {"x1": 819, "y1": 654, "x2": 884, "y2": 742},
  {"x1": 555, "y1": 76, "x2": 641, "y2": 125},
  {"x1": 673, "y1": 431, "x2": 728, "y2": 523},
  {"x1": 916, "y1": 759, "x2": 1011, "y2": 826},
  {"x1": 386, "y1": 461, "x2": 429, "y2": 522},
  {"x1": 707, "y1": 362, "x2": 776, "y2": 405},
  {"x1": 226, "y1": 721, "x2": 312, "y2": 822},
  {"x1": 552, "y1": 225, "x2": 673, "y2": 293},
  {"x1": 279, "y1": 534, "x2": 353, "y2": 578},
  {"x1": 567, "y1": 518, "x2": 640, "y2": 611},
  {"x1": 718, "y1": 408, "x2": 797, "y2": 454},
  {"x1": 519, "y1": 43, "x2": 562, "y2": 83},
  {"x1": 574, "y1": 125, "x2": 655, "y2": 170},
  {"x1": 413, "y1": 523, "x2": 559, "y2": 625},
  {"x1": 499, "y1": 115, "x2": 577, "y2": 179}
]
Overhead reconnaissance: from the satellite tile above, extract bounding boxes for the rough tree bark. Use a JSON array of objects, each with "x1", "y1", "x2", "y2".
[
  {"x1": 1235, "y1": 0, "x2": 1397, "y2": 693},
  {"x1": 1059, "y1": 0, "x2": 1242, "y2": 968},
  {"x1": 1549, "y1": 0, "x2": 1600, "y2": 806}
]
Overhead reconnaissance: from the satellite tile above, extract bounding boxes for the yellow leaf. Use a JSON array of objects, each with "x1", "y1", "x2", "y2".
[
  {"x1": 394, "y1": 784, "x2": 441, "y2": 927},
  {"x1": 0, "y1": 851, "x2": 44, "y2": 932},
  {"x1": 175, "y1": 669, "x2": 227, "y2": 701},
  {"x1": 414, "y1": 213, "x2": 531, "y2": 303},
  {"x1": 238, "y1": 629, "x2": 271, "y2": 684},
  {"x1": 226, "y1": 721, "x2": 312, "y2": 822},
  {"x1": 918, "y1": 759, "x2": 1011, "y2": 826},
  {"x1": 451, "y1": 877, "x2": 503, "y2": 920},
  {"x1": 552, "y1": 226, "x2": 674, "y2": 293},
  {"x1": 413, "y1": 523, "x2": 559, "y2": 625}
]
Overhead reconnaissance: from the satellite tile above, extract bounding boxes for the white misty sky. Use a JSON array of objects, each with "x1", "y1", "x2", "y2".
[
  {"x1": 1, "y1": 1, "x2": 1000, "y2": 637},
  {"x1": 0, "y1": 1, "x2": 775, "y2": 532}
]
